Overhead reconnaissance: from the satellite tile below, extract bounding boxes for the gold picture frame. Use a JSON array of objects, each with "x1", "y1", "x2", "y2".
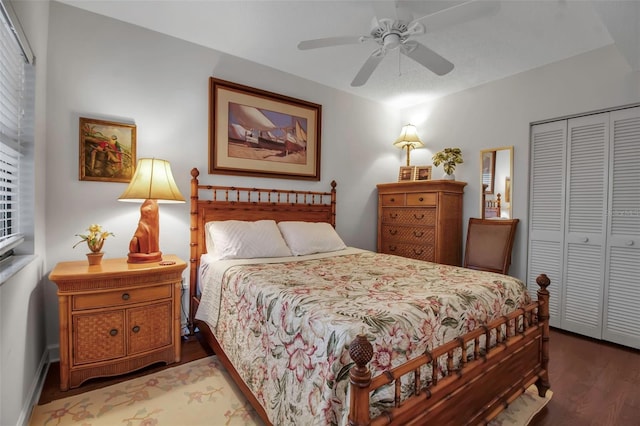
[
  {"x1": 398, "y1": 166, "x2": 415, "y2": 182},
  {"x1": 79, "y1": 117, "x2": 136, "y2": 183},
  {"x1": 209, "y1": 77, "x2": 321, "y2": 181},
  {"x1": 414, "y1": 165, "x2": 432, "y2": 181}
]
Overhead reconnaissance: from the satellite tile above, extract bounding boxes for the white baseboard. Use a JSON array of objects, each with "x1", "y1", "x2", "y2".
[{"x1": 17, "y1": 348, "x2": 51, "y2": 426}]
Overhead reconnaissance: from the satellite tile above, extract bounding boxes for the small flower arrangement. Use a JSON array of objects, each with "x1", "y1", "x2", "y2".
[
  {"x1": 432, "y1": 147, "x2": 464, "y2": 175},
  {"x1": 73, "y1": 224, "x2": 114, "y2": 253}
]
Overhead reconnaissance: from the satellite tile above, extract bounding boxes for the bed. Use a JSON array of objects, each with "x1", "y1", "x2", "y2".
[{"x1": 188, "y1": 168, "x2": 551, "y2": 425}]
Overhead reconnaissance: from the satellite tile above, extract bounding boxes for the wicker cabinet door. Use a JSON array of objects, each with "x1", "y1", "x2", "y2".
[
  {"x1": 127, "y1": 301, "x2": 172, "y2": 354},
  {"x1": 73, "y1": 311, "x2": 126, "y2": 365}
]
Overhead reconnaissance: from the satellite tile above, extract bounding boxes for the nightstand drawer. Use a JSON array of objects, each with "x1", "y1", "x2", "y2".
[
  {"x1": 72, "y1": 285, "x2": 172, "y2": 311},
  {"x1": 406, "y1": 193, "x2": 437, "y2": 206},
  {"x1": 381, "y1": 194, "x2": 405, "y2": 206}
]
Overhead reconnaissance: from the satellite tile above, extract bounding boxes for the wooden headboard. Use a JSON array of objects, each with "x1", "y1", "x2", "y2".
[{"x1": 188, "y1": 168, "x2": 337, "y2": 331}]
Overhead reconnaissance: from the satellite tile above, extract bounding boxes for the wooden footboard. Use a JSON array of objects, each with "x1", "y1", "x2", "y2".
[{"x1": 348, "y1": 274, "x2": 551, "y2": 426}]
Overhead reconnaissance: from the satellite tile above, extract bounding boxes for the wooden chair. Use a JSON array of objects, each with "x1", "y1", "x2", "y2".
[{"x1": 463, "y1": 218, "x2": 519, "y2": 275}]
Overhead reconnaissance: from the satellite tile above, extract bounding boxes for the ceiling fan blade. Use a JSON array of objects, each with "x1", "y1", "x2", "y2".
[
  {"x1": 297, "y1": 36, "x2": 367, "y2": 50},
  {"x1": 401, "y1": 41, "x2": 454, "y2": 76},
  {"x1": 351, "y1": 48, "x2": 385, "y2": 87},
  {"x1": 411, "y1": 0, "x2": 500, "y2": 33}
]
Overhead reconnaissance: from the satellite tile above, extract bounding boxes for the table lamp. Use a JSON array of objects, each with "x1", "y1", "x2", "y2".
[
  {"x1": 118, "y1": 158, "x2": 185, "y2": 263},
  {"x1": 393, "y1": 124, "x2": 424, "y2": 166}
]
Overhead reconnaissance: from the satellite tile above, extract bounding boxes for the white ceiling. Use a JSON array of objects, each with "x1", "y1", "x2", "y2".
[{"x1": 59, "y1": 0, "x2": 639, "y2": 108}]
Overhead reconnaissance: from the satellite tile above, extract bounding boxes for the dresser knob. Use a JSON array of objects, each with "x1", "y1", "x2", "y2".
[
  {"x1": 418, "y1": 197, "x2": 424, "y2": 202},
  {"x1": 121, "y1": 293, "x2": 130, "y2": 300},
  {"x1": 389, "y1": 245, "x2": 397, "y2": 252},
  {"x1": 389, "y1": 213, "x2": 398, "y2": 219},
  {"x1": 389, "y1": 229, "x2": 398, "y2": 235},
  {"x1": 581, "y1": 237, "x2": 589, "y2": 243},
  {"x1": 414, "y1": 214, "x2": 424, "y2": 220},
  {"x1": 413, "y1": 231, "x2": 424, "y2": 237},
  {"x1": 390, "y1": 197, "x2": 395, "y2": 202},
  {"x1": 109, "y1": 329, "x2": 118, "y2": 336},
  {"x1": 413, "y1": 248, "x2": 424, "y2": 255},
  {"x1": 132, "y1": 325, "x2": 140, "y2": 333},
  {"x1": 626, "y1": 240, "x2": 635, "y2": 246}
]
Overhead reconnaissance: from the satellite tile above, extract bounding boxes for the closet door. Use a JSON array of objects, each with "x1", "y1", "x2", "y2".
[
  {"x1": 561, "y1": 113, "x2": 609, "y2": 338},
  {"x1": 603, "y1": 107, "x2": 640, "y2": 349},
  {"x1": 527, "y1": 120, "x2": 567, "y2": 327}
]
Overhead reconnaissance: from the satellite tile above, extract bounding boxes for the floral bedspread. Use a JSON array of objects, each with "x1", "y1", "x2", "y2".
[{"x1": 195, "y1": 249, "x2": 531, "y2": 425}]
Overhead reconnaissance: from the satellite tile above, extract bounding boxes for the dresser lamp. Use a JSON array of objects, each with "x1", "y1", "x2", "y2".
[
  {"x1": 393, "y1": 124, "x2": 424, "y2": 166},
  {"x1": 118, "y1": 158, "x2": 185, "y2": 263}
]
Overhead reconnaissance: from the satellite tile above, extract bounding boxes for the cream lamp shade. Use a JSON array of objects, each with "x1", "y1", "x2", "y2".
[
  {"x1": 393, "y1": 124, "x2": 424, "y2": 166},
  {"x1": 118, "y1": 158, "x2": 185, "y2": 263}
]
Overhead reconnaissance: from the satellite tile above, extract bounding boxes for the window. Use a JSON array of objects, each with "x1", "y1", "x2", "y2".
[{"x1": 0, "y1": 0, "x2": 34, "y2": 261}]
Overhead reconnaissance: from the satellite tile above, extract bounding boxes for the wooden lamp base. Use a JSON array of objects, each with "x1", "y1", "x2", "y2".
[{"x1": 127, "y1": 251, "x2": 162, "y2": 264}]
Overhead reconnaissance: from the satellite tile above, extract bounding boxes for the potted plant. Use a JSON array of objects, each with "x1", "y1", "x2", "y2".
[
  {"x1": 432, "y1": 147, "x2": 463, "y2": 179},
  {"x1": 73, "y1": 224, "x2": 114, "y2": 265}
]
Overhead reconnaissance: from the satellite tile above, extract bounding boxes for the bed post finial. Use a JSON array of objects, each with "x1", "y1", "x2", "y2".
[
  {"x1": 348, "y1": 333, "x2": 373, "y2": 426},
  {"x1": 535, "y1": 273, "x2": 551, "y2": 397}
]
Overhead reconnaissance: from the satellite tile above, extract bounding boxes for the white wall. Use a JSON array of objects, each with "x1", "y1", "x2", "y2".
[
  {"x1": 403, "y1": 44, "x2": 640, "y2": 281},
  {"x1": 44, "y1": 2, "x2": 401, "y2": 350}
]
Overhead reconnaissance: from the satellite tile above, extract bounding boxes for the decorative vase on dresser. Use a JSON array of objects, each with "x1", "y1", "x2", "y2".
[
  {"x1": 49, "y1": 255, "x2": 187, "y2": 391},
  {"x1": 377, "y1": 180, "x2": 466, "y2": 266}
]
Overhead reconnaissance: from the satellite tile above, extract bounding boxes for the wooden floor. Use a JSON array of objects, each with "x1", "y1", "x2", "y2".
[{"x1": 37, "y1": 329, "x2": 640, "y2": 425}]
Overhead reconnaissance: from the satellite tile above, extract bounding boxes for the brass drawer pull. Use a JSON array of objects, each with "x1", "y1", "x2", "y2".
[
  {"x1": 389, "y1": 229, "x2": 398, "y2": 235},
  {"x1": 109, "y1": 329, "x2": 118, "y2": 337},
  {"x1": 121, "y1": 293, "x2": 130, "y2": 301},
  {"x1": 132, "y1": 325, "x2": 140, "y2": 333},
  {"x1": 413, "y1": 248, "x2": 424, "y2": 255},
  {"x1": 413, "y1": 231, "x2": 424, "y2": 237},
  {"x1": 414, "y1": 214, "x2": 425, "y2": 220},
  {"x1": 389, "y1": 213, "x2": 398, "y2": 219}
]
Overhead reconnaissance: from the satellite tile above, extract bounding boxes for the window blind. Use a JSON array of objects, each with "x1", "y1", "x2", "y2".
[{"x1": 0, "y1": 0, "x2": 29, "y2": 258}]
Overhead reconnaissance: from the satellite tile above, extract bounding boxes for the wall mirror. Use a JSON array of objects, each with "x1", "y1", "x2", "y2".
[{"x1": 480, "y1": 146, "x2": 513, "y2": 219}]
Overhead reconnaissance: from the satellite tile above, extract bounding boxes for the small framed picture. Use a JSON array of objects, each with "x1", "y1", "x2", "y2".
[
  {"x1": 398, "y1": 166, "x2": 416, "y2": 182},
  {"x1": 79, "y1": 117, "x2": 136, "y2": 183},
  {"x1": 414, "y1": 165, "x2": 432, "y2": 181}
]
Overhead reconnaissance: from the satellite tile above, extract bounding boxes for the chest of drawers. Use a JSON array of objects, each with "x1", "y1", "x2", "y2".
[
  {"x1": 377, "y1": 181, "x2": 466, "y2": 265},
  {"x1": 49, "y1": 255, "x2": 187, "y2": 390}
]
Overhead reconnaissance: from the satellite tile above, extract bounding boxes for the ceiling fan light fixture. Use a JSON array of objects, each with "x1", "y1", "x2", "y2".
[{"x1": 383, "y1": 33, "x2": 402, "y2": 49}]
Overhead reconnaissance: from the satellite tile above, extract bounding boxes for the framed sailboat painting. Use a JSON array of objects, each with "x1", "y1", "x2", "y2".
[{"x1": 209, "y1": 77, "x2": 322, "y2": 180}]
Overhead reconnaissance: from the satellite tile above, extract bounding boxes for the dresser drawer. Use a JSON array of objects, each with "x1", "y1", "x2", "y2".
[
  {"x1": 380, "y1": 194, "x2": 405, "y2": 206},
  {"x1": 72, "y1": 285, "x2": 172, "y2": 311},
  {"x1": 381, "y1": 225, "x2": 435, "y2": 244},
  {"x1": 380, "y1": 242, "x2": 435, "y2": 262},
  {"x1": 406, "y1": 193, "x2": 436, "y2": 206},
  {"x1": 380, "y1": 208, "x2": 436, "y2": 225}
]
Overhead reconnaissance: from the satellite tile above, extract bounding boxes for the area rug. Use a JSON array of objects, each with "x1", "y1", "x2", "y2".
[{"x1": 29, "y1": 356, "x2": 552, "y2": 425}]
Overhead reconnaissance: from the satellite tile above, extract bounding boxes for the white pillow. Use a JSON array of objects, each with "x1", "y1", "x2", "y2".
[
  {"x1": 277, "y1": 221, "x2": 346, "y2": 256},
  {"x1": 208, "y1": 220, "x2": 292, "y2": 260}
]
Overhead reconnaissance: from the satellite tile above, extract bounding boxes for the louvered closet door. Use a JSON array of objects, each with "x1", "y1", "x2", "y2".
[
  {"x1": 527, "y1": 120, "x2": 567, "y2": 327},
  {"x1": 561, "y1": 113, "x2": 609, "y2": 338},
  {"x1": 603, "y1": 107, "x2": 640, "y2": 349}
]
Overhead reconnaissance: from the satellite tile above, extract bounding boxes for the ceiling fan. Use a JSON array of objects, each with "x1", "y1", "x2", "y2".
[{"x1": 297, "y1": 0, "x2": 497, "y2": 87}]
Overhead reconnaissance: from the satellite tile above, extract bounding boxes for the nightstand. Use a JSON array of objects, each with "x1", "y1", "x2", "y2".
[{"x1": 49, "y1": 255, "x2": 187, "y2": 391}]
